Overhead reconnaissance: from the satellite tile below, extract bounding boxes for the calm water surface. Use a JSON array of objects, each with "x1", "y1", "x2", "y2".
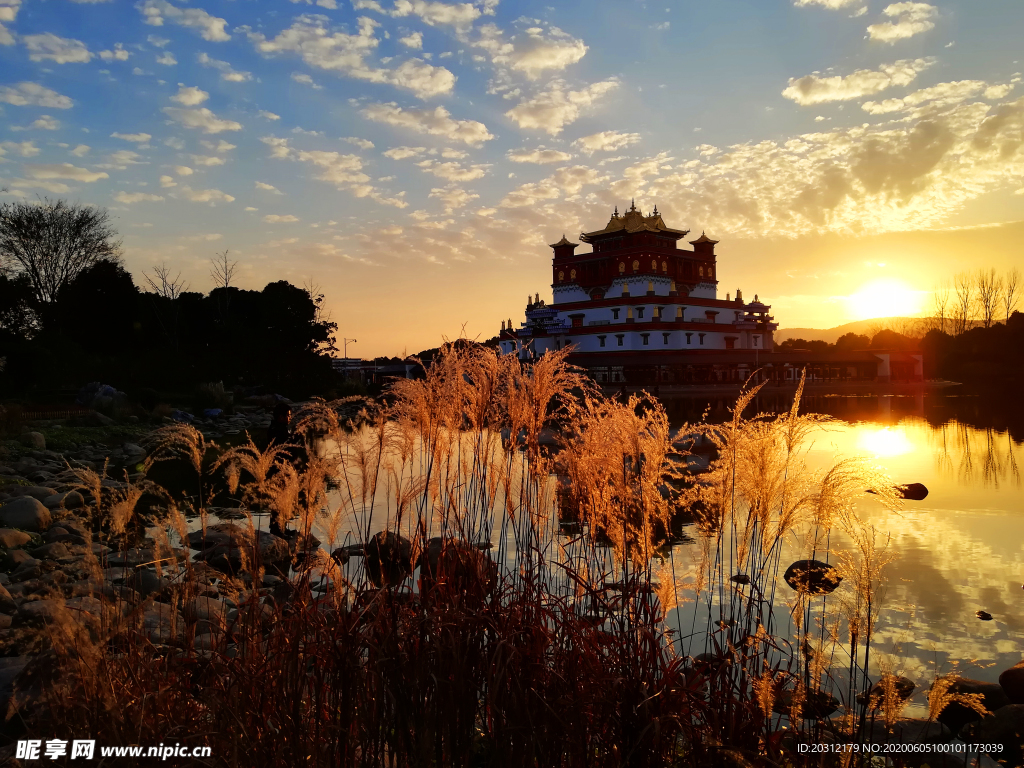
[{"x1": 665, "y1": 391, "x2": 1024, "y2": 715}]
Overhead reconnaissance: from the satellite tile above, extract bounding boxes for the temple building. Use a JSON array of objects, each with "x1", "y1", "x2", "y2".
[
  {"x1": 497, "y1": 203, "x2": 922, "y2": 387},
  {"x1": 498, "y1": 203, "x2": 780, "y2": 385}
]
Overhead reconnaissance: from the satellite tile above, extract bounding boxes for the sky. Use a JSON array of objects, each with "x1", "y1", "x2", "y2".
[{"x1": 1, "y1": 0, "x2": 1023, "y2": 357}]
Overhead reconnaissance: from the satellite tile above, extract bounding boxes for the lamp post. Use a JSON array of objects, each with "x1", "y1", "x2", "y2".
[{"x1": 344, "y1": 338, "x2": 357, "y2": 359}]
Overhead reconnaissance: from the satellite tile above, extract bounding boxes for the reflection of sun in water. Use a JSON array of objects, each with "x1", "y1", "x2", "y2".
[
  {"x1": 847, "y1": 279, "x2": 921, "y2": 321},
  {"x1": 859, "y1": 426, "x2": 913, "y2": 457}
]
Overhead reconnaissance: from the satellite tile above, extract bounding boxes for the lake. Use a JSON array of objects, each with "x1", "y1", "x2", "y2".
[{"x1": 663, "y1": 390, "x2": 1024, "y2": 717}]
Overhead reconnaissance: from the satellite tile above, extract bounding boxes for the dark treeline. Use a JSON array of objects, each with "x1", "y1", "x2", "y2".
[
  {"x1": 921, "y1": 312, "x2": 1024, "y2": 387},
  {"x1": 0, "y1": 199, "x2": 338, "y2": 401}
]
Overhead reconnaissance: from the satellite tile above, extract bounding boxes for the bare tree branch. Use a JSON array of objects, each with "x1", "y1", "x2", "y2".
[{"x1": 1004, "y1": 267, "x2": 1021, "y2": 323}]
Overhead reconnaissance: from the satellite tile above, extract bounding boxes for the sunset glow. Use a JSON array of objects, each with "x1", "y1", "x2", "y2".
[
  {"x1": 846, "y1": 279, "x2": 923, "y2": 322},
  {"x1": 858, "y1": 426, "x2": 914, "y2": 457}
]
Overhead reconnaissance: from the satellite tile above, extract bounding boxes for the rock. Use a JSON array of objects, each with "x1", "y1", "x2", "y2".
[
  {"x1": 772, "y1": 687, "x2": 839, "y2": 720},
  {"x1": 857, "y1": 675, "x2": 916, "y2": 707},
  {"x1": 0, "y1": 497, "x2": 51, "y2": 532},
  {"x1": 0, "y1": 529, "x2": 31, "y2": 549},
  {"x1": 417, "y1": 537, "x2": 497, "y2": 599},
  {"x1": 187, "y1": 596, "x2": 229, "y2": 625},
  {"x1": 106, "y1": 548, "x2": 155, "y2": 567},
  {"x1": 44, "y1": 527, "x2": 69, "y2": 542},
  {"x1": 43, "y1": 491, "x2": 85, "y2": 510},
  {"x1": 2, "y1": 548, "x2": 35, "y2": 571},
  {"x1": 187, "y1": 523, "x2": 290, "y2": 575},
  {"x1": 1000, "y1": 660, "x2": 1024, "y2": 704},
  {"x1": 31, "y1": 541, "x2": 70, "y2": 560},
  {"x1": 10, "y1": 560, "x2": 42, "y2": 582},
  {"x1": 7, "y1": 485, "x2": 59, "y2": 502},
  {"x1": 783, "y1": 559, "x2": 843, "y2": 595},
  {"x1": 964, "y1": 703, "x2": 1024, "y2": 765},
  {"x1": 977, "y1": 610, "x2": 994, "y2": 621},
  {"x1": 896, "y1": 482, "x2": 929, "y2": 501},
  {"x1": 17, "y1": 599, "x2": 64, "y2": 625},
  {"x1": 935, "y1": 677, "x2": 1011, "y2": 734},
  {"x1": 128, "y1": 570, "x2": 168, "y2": 598},
  {"x1": 0, "y1": 583, "x2": 15, "y2": 614},
  {"x1": 140, "y1": 604, "x2": 184, "y2": 643},
  {"x1": 364, "y1": 531, "x2": 413, "y2": 588},
  {"x1": 18, "y1": 432, "x2": 45, "y2": 451}
]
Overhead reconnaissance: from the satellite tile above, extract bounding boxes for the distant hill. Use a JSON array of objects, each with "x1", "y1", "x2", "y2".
[{"x1": 775, "y1": 317, "x2": 931, "y2": 344}]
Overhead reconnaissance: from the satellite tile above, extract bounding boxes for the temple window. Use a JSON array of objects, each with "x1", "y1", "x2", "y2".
[
  {"x1": 558, "y1": 271, "x2": 564, "y2": 282},
  {"x1": 662, "y1": 333, "x2": 670, "y2": 345},
  {"x1": 699, "y1": 333, "x2": 705, "y2": 346},
  {"x1": 641, "y1": 334, "x2": 650, "y2": 346},
  {"x1": 699, "y1": 266, "x2": 704, "y2": 277},
  {"x1": 612, "y1": 308, "x2": 620, "y2": 320},
  {"x1": 651, "y1": 260, "x2": 657, "y2": 271},
  {"x1": 632, "y1": 260, "x2": 639, "y2": 272},
  {"x1": 685, "y1": 333, "x2": 692, "y2": 345},
  {"x1": 637, "y1": 307, "x2": 645, "y2": 319},
  {"x1": 619, "y1": 262, "x2": 625, "y2": 274},
  {"x1": 709, "y1": 266, "x2": 714, "y2": 278},
  {"x1": 616, "y1": 335, "x2": 624, "y2": 346},
  {"x1": 662, "y1": 261, "x2": 667, "y2": 273},
  {"x1": 570, "y1": 269, "x2": 576, "y2": 280},
  {"x1": 599, "y1": 336, "x2": 606, "y2": 347}
]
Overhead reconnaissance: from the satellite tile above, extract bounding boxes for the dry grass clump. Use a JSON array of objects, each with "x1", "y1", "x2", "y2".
[{"x1": 16, "y1": 343, "x2": 917, "y2": 767}]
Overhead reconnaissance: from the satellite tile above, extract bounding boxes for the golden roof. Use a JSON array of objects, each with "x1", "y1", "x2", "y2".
[
  {"x1": 548, "y1": 234, "x2": 578, "y2": 248},
  {"x1": 689, "y1": 231, "x2": 719, "y2": 245},
  {"x1": 579, "y1": 201, "x2": 690, "y2": 242}
]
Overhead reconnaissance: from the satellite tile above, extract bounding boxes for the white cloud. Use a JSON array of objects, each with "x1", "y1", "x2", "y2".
[
  {"x1": 0, "y1": 23, "x2": 13, "y2": 47},
  {"x1": 190, "y1": 154, "x2": 226, "y2": 166},
  {"x1": 505, "y1": 78, "x2": 619, "y2": 135},
  {"x1": 256, "y1": 181, "x2": 283, "y2": 193},
  {"x1": 289, "y1": 0, "x2": 339, "y2": 8},
  {"x1": 291, "y1": 72, "x2": 322, "y2": 89},
  {"x1": 500, "y1": 164, "x2": 606, "y2": 207},
  {"x1": 782, "y1": 58, "x2": 934, "y2": 105},
  {"x1": 388, "y1": 0, "x2": 481, "y2": 33},
  {"x1": 197, "y1": 51, "x2": 252, "y2": 81},
  {"x1": 136, "y1": 0, "x2": 231, "y2": 42},
  {"x1": 24, "y1": 162, "x2": 109, "y2": 182},
  {"x1": 250, "y1": 16, "x2": 455, "y2": 99},
  {"x1": 164, "y1": 137, "x2": 185, "y2": 149},
  {"x1": 102, "y1": 150, "x2": 146, "y2": 169},
  {"x1": 159, "y1": 175, "x2": 176, "y2": 187},
  {"x1": 362, "y1": 103, "x2": 493, "y2": 146},
  {"x1": 867, "y1": 2, "x2": 937, "y2": 44},
  {"x1": 245, "y1": 206, "x2": 258, "y2": 211},
  {"x1": 383, "y1": 145, "x2": 425, "y2": 159},
  {"x1": 99, "y1": 44, "x2": 131, "y2": 62},
  {"x1": 343, "y1": 136, "x2": 375, "y2": 150},
  {"x1": 263, "y1": 213, "x2": 299, "y2": 223},
  {"x1": 114, "y1": 190, "x2": 164, "y2": 203},
  {"x1": 156, "y1": 51, "x2": 177, "y2": 65},
  {"x1": 174, "y1": 165, "x2": 193, "y2": 175},
  {"x1": 0, "y1": 0, "x2": 21, "y2": 23},
  {"x1": 201, "y1": 140, "x2": 236, "y2": 152},
  {"x1": 163, "y1": 106, "x2": 242, "y2": 133},
  {"x1": 23, "y1": 33, "x2": 92, "y2": 63},
  {"x1": 793, "y1": 0, "x2": 862, "y2": 8},
  {"x1": 399, "y1": 31, "x2": 422, "y2": 49},
  {"x1": 171, "y1": 85, "x2": 209, "y2": 105},
  {"x1": 112, "y1": 131, "x2": 153, "y2": 143},
  {"x1": 428, "y1": 184, "x2": 479, "y2": 213},
  {"x1": 572, "y1": 130, "x2": 640, "y2": 155},
  {"x1": 263, "y1": 135, "x2": 407, "y2": 207},
  {"x1": 0, "y1": 140, "x2": 39, "y2": 157},
  {"x1": 177, "y1": 185, "x2": 235, "y2": 204},
  {"x1": 415, "y1": 159, "x2": 489, "y2": 181},
  {"x1": 12, "y1": 115, "x2": 60, "y2": 131},
  {"x1": 71, "y1": 144, "x2": 90, "y2": 156},
  {"x1": 291, "y1": 126, "x2": 324, "y2": 137},
  {"x1": 147, "y1": 34, "x2": 170, "y2": 47},
  {"x1": 0, "y1": 82, "x2": 73, "y2": 108},
  {"x1": 474, "y1": 21, "x2": 587, "y2": 81},
  {"x1": 862, "y1": 80, "x2": 1009, "y2": 114},
  {"x1": 259, "y1": 110, "x2": 281, "y2": 120},
  {"x1": 862, "y1": 98, "x2": 906, "y2": 114}
]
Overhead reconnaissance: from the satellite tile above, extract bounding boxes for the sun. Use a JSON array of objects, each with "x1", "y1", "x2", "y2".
[
  {"x1": 859, "y1": 426, "x2": 913, "y2": 457},
  {"x1": 846, "y1": 279, "x2": 921, "y2": 321}
]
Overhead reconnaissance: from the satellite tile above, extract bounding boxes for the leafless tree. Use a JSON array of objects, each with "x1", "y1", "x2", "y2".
[
  {"x1": 0, "y1": 197, "x2": 123, "y2": 306},
  {"x1": 1004, "y1": 267, "x2": 1021, "y2": 322},
  {"x1": 143, "y1": 263, "x2": 189, "y2": 299},
  {"x1": 951, "y1": 271, "x2": 975, "y2": 335},
  {"x1": 975, "y1": 268, "x2": 1001, "y2": 328},
  {"x1": 932, "y1": 281, "x2": 951, "y2": 334},
  {"x1": 210, "y1": 250, "x2": 237, "y2": 291}
]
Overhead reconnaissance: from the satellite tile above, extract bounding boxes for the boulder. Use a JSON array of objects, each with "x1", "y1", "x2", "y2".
[
  {"x1": 1000, "y1": 660, "x2": 1024, "y2": 704},
  {"x1": 140, "y1": 604, "x2": 184, "y2": 643},
  {"x1": 43, "y1": 491, "x2": 84, "y2": 510},
  {"x1": 18, "y1": 432, "x2": 45, "y2": 451},
  {"x1": 30, "y1": 541, "x2": 70, "y2": 560},
  {"x1": 0, "y1": 529, "x2": 31, "y2": 549},
  {"x1": 188, "y1": 523, "x2": 290, "y2": 575},
  {"x1": 186, "y1": 596, "x2": 230, "y2": 625},
  {"x1": 128, "y1": 570, "x2": 168, "y2": 598},
  {"x1": 106, "y1": 548, "x2": 156, "y2": 567},
  {"x1": 417, "y1": 537, "x2": 497, "y2": 600},
  {"x1": 964, "y1": 703, "x2": 1024, "y2": 766},
  {"x1": 936, "y1": 677, "x2": 1010, "y2": 734},
  {"x1": 7, "y1": 485, "x2": 59, "y2": 502},
  {"x1": 17, "y1": 599, "x2": 64, "y2": 625},
  {"x1": 364, "y1": 531, "x2": 413, "y2": 588},
  {"x1": 783, "y1": 560, "x2": 842, "y2": 595},
  {"x1": 0, "y1": 583, "x2": 15, "y2": 614},
  {"x1": 2, "y1": 549, "x2": 35, "y2": 571},
  {"x1": 857, "y1": 675, "x2": 916, "y2": 707},
  {"x1": 0, "y1": 497, "x2": 51, "y2": 532},
  {"x1": 772, "y1": 687, "x2": 839, "y2": 720}
]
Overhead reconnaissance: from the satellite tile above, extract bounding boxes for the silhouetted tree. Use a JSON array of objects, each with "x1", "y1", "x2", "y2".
[
  {"x1": 0, "y1": 198, "x2": 123, "y2": 308},
  {"x1": 834, "y1": 332, "x2": 870, "y2": 352}
]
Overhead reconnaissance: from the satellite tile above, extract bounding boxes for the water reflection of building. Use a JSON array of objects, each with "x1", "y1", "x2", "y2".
[{"x1": 497, "y1": 204, "x2": 923, "y2": 388}]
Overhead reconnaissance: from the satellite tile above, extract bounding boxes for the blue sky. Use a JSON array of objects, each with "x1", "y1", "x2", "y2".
[{"x1": 1, "y1": 0, "x2": 1023, "y2": 356}]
